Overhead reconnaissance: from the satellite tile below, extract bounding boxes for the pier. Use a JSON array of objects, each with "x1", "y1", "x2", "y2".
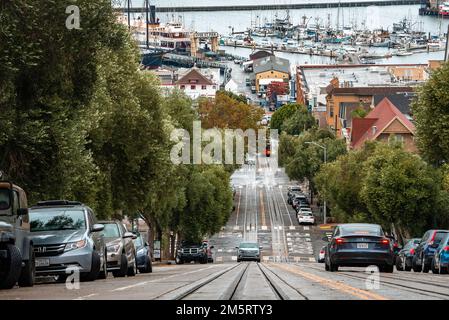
[{"x1": 117, "y1": 0, "x2": 422, "y2": 13}]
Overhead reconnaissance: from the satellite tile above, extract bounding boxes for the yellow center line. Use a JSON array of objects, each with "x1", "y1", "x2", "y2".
[
  {"x1": 259, "y1": 189, "x2": 266, "y2": 227},
  {"x1": 272, "y1": 263, "x2": 388, "y2": 300}
]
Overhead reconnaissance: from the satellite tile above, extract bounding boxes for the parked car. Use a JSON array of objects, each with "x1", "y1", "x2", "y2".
[
  {"x1": 412, "y1": 229, "x2": 449, "y2": 273},
  {"x1": 297, "y1": 212, "x2": 315, "y2": 225},
  {"x1": 0, "y1": 180, "x2": 35, "y2": 289},
  {"x1": 133, "y1": 233, "x2": 152, "y2": 273},
  {"x1": 317, "y1": 246, "x2": 326, "y2": 263},
  {"x1": 295, "y1": 203, "x2": 311, "y2": 213},
  {"x1": 395, "y1": 238, "x2": 420, "y2": 271},
  {"x1": 100, "y1": 220, "x2": 137, "y2": 277},
  {"x1": 324, "y1": 223, "x2": 395, "y2": 273},
  {"x1": 236, "y1": 242, "x2": 262, "y2": 262},
  {"x1": 292, "y1": 195, "x2": 308, "y2": 210},
  {"x1": 29, "y1": 200, "x2": 107, "y2": 282},
  {"x1": 176, "y1": 241, "x2": 208, "y2": 264},
  {"x1": 202, "y1": 240, "x2": 215, "y2": 263},
  {"x1": 431, "y1": 233, "x2": 449, "y2": 274},
  {"x1": 287, "y1": 186, "x2": 302, "y2": 198}
]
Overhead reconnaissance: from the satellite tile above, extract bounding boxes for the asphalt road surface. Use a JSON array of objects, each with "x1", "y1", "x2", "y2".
[{"x1": 1, "y1": 148, "x2": 449, "y2": 300}]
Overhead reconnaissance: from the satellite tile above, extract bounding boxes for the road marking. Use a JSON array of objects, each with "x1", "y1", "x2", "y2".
[
  {"x1": 218, "y1": 249, "x2": 223, "y2": 252},
  {"x1": 259, "y1": 189, "x2": 266, "y2": 227},
  {"x1": 112, "y1": 266, "x2": 216, "y2": 292},
  {"x1": 233, "y1": 226, "x2": 240, "y2": 230},
  {"x1": 273, "y1": 264, "x2": 388, "y2": 300},
  {"x1": 289, "y1": 226, "x2": 295, "y2": 230},
  {"x1": 261, "y1": 225, "x2": 268, "y2": 230},
  {"x1": 231, "y1": 256, "x2": 237, "y2": 261},
  {"x1": 73, "y1": 293, "x2": 98, "y2": 300},
  {"x1": 303, "y1": 226, "x2": 310, "y2": 231},
  {"x1": 308, "y1": 257, "x2": 315, "y2": 262},
  {"x1": 216, "y1": 257, "x2": 223, "y2": 262},
  {"x1": 235, "y1": 189, "x2": 242, "y2": 226}
]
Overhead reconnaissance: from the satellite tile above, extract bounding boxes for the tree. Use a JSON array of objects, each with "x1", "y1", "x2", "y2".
[
  {"x1": 198, "y1": 91, "x2": 264, "y2": 130},
  {"x1": 412, "y1": 62, "x2": 449, "y2": 165},
  {"x1": 270, "y1": 103, "x2": 300, "y2": 132},
  {"x1": 281, "y1": 105, "x2": 317, "y2": 136},
  {"x1": 360, "y1": 143, "x2": 445, "y2": 237},
  {"x1": 315, "y1": 142, "x2": 376, "y2": 223}
]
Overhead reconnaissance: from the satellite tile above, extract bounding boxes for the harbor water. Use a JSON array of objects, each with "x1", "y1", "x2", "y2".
[{"x1": 126, "y1": 1, "x2": 449, "y2": 64}]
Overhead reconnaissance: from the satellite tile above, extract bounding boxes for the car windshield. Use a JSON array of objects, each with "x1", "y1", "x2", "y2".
[
  {"x1": 340, "y1": 224, "x2": 383, "y2": 236},
  {"x1": 30, "y1": 210, "x2": 86, "y2": 232},
  {"x1": 0, "y1": 189, "x2": 11, "y2": 210},
  {"x1": 404, "y1": 239, "x2": 420, "y2": 249},
  {"x1": 239, "y1": 243, "x2": 258, "y2": 249},
  {"x1": 103, "y1": 223, "x2": 120, "y2": 238}
]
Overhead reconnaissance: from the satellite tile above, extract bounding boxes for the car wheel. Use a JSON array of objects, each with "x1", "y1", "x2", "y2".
[
  {"x1": 431, "y1": 258, "x2": 439, "y2": 274},
  {"x1": 139, "y1": 255, "x2": 152, "y2": 273},
  {"x1": 381, "y1": 264, "x2": 394, "y2": 273},
  {"x1": 127, "y1": 255, "x2": 137, "y2": 277},
  {"x1": 0, "y1": 244, "x2": 22, "y2": 289},
  {"x1": 81, "y1": 251, "x2": 101, "y2": 282},
  {"x1": 97, "y1": 250, "x2": 108, "y2": 280},
  {"x1": 395, "y1": 256, "x2": 403, "y2": 271},
  {"x1": 422, "y1": 256, "x2": 430, "y2": 273},
  {"x1": 412, "y1": 255, "x2": 422, "y2": 272},
  {"x1": 329, "y1": 259, "x2": 338, "y2": 272},
  {"x1": 175, "y1": 256, "x2": 184, "y2": 265},
  {"x1": 113, "y1": 253, "x2": 128, "y2": 277},
  {"x1": 18, "y1": 244, "x2": 35, "y2": 287},
  {"x1": 200, "y1": 256, "x2": 208, "y2": 264},
  {"x1": 404, "y1": 264, "x2": 412, "y2": 272}
]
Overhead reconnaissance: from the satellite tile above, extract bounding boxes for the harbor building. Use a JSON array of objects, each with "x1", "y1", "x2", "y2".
[{"x1": 253, "y1": 55, "x2": 291, "y2": 93}]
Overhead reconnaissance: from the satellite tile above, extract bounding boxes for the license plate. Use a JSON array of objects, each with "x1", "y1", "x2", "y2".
[
  {"x1": 357, "y1": 243, "x2": 369, "y2": 249},
  {"x1": 35, "y1": 258, "x2": 50, "y2": 267}
]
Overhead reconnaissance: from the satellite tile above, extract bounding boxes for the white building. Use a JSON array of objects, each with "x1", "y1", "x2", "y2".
[{"x1": 176, "y1": 67, "x2": 218, "y2": 99}]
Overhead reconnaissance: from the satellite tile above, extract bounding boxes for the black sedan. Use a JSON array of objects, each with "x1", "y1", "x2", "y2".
[
  {"x1": 324, "y1": 223, "x2": 395, "y2": 273},
  {"x1": 395, "y1": 238, "x2": 420, "y2": 271}
]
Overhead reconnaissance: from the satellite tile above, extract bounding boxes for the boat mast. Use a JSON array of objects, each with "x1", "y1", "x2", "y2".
[
  {"x1": 127, "y1": 0, "x2": 131, "y2": 31},
  {"x1": 146, "y1": 0, "x2": 149, "y2": 48}
]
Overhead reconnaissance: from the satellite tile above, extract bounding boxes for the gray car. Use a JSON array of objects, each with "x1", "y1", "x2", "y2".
[
  {"x1": 100, "y1": 221, "x2": 137, "y2": 277},
  {"x1": 29, "y1": 200, "x2": 107, "y2": 282},
  {"x1": 236, "y1": 242, "x2": 262, "y2": 262}
]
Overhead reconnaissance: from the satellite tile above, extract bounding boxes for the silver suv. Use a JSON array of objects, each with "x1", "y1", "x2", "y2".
[
  {"x1": 29, "y1": 200, "x2": 107, "y2": 282},
  {"x1": 100, "y1": 221, "x2": 137, "y2": 277},
  {"x1": 0, "y1": 180, "x2": 35, "y2": 289}
]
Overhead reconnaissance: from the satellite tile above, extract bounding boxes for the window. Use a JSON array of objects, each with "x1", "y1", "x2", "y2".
[
  {"x1": 103, "y1": 223, "x2": 120, "y2": 238},
  {"x1": 391, "y1": 134, "x2": 404, "y2": 144},
  {"x1": 191, "y1": 85, "x2": 196, "y2": 90},
  {"x1": 12, "y1": 191, "x2": 19, "y2": 215},
  {"x1": 30, "y1": 210, "x2": 86, "y2": 232},
  {"x1": 201, "y1": 85, "x2": 207, "y2": 90},
  {"x1": 0, "y1": 189, "x2": 11, "y2": 210},
  {"x1": 330, "y1": 107, "x2": 334, "y2": 118},
  {"x1": 180, "y1": 85, "x2": 185, "y2": 90}
]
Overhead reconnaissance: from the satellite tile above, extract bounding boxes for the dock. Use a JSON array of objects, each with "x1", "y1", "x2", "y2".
[
  {"x1": 163, "y1": 53, "x2": 228, "y2": 71},
  {"x1": 118, "y1": 0, "x2": 422, "y2": 13}
]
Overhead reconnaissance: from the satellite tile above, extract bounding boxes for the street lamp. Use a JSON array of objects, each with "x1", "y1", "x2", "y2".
[{"x1": 305, "y1": 141, "x2": 327, "y2": 224}]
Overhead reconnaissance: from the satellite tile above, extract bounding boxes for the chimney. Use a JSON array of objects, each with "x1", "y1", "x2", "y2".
[{"x1": 330, "y1": 77, "x2": 340, "y2": 88}]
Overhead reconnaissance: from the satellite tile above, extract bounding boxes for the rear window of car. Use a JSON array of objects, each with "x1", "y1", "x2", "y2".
[
  {"x1": 340, "y1": 225, "x2": 383, "y2": 236},
  {"x1": 103, "y1": 223, "x2": 120, "y2": 238},
  {"x1": 434, "y1": 232, "x2": 449, "y2": 244}
]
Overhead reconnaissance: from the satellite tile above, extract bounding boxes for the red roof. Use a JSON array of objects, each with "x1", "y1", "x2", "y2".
[
  {"x1": 176, "y1": 68, "x2": 215, "y2": 86},
  {"x1": 351, "y1": 97, "x2": 416, "y2": 149}
]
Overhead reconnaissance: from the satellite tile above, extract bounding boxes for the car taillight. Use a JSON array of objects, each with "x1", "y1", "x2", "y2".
[
  {"x1": 444, "y1": 246, "x2": 449, "y2": 252},
  {"x1": 380, "y1": 238, "x2": 390, "y2": 245},
  {"x1": 393, "y1": 243, "x2": 398, "y2": 248},
  {"x1": 320, "y1": 250, "x2": 325, "y2": 254},
  {"x1": 335, "y1": 238, "x2": 345, "y2": 244},
  {"x1": 410, "y1": 248, "x2": 415, "y2": 255}
]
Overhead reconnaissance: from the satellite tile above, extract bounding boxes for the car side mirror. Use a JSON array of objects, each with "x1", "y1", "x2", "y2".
[
  {"x1": 259, "y1": 246, "x2": 263, "y2": 250},
  {"x1": 235, "y1": 246, "x2": 239, "y2": 249},
  {"x1": 322, "y1": 236, "x2": 329, "y2": 242},
  {"x1": 210, "y1": 246, "x2": 214, "y2": 249},
  {"x1": 123, "y1": 232, "x2": 135, "y2": 239},
  {"x1": 92, "y1": 224, "x2": 104, "y2": 232},
  {"x1": 17, "y1": 208, "x2": 28, "y2": 216}
]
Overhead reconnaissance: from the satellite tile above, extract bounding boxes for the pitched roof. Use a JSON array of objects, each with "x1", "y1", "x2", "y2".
[
  {"x1": 326, "y1": 85, "x2": 414, "y2": 96},
  {"x1": 351, "y1": 97, "x2": 416, "y2": 149},
  {"x1": 253, "y1": 55, "x2": 290, "y2": 75},
  {"x1": 176, "y1": 68, "x2": 215, "y2": 86},
  {"x1": 373, "y1": 93, "x2": 415, "y2": 115}
]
